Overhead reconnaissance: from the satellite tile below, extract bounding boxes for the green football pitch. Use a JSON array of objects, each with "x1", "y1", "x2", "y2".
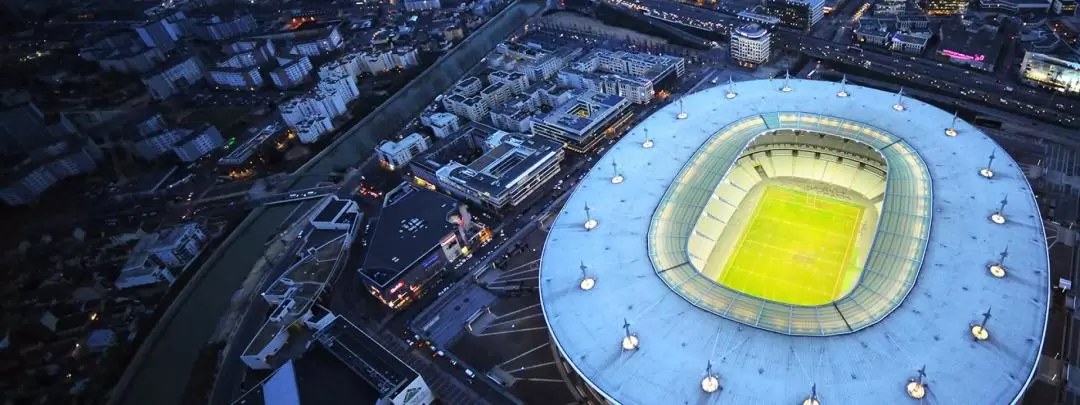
[{"x1": 717, "y1": 185, "x2": 865, "y2": 306}]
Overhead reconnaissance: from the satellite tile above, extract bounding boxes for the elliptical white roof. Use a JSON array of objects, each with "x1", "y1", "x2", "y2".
[{"x1": 539, "y1": 79, "x2": 1050, "y2": 405}]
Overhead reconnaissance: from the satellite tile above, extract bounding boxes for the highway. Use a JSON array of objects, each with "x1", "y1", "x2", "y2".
[{"x1": 789, "y1": 35, "x2": 1080, "y2": 129}]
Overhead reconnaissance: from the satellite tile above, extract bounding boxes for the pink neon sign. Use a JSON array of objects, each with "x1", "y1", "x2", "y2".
[{"x1": 942, "y1": 49, "x2": 986, "y2": 62}]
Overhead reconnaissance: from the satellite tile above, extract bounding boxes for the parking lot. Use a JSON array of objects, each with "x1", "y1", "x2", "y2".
[{"x1": 449, "y1": 228, "x2": 577, "y2": 405}]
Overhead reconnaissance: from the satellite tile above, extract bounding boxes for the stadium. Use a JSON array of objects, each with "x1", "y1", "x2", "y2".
[{"x1": 539, "y1": 79, "x2": 1050, "y2": 404}]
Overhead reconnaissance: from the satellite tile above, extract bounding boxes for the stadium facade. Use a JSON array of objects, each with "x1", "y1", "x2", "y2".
[{"x1": 539, "y1": 79, "x2": 1050, "y2": 404}]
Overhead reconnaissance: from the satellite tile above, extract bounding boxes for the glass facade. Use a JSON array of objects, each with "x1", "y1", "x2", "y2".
[{"x1": 647, "y1": 111, "x2": 932, "y2": 336}]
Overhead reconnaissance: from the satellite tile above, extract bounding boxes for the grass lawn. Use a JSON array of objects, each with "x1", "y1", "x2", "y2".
[{"x1": 717, "y1": 185, "x2": 864, "y2": 306}]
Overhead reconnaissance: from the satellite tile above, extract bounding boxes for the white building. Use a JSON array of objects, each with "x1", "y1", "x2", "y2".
[
  {"x1": 443, "y1": 94, "x2": 490, "y2": 123},
  {"x1": 132, "y1": 128, "x2": 186, "y2": 160},
  {"x1": 435, "y1": 134, "x2": 564, "y2": 209},
  {"x1": 730, "y1": 24, "x2": 772, "y2": 67},
  {"x1": 142, "y1": 54, "x2": 206, "y2": 100},
  {"x1": 295, "y1": 116, "x2": 334, "y2": 143},
  {"x1": 317, "y1": 71, "x2": 360, "y2": 101},
  {"x1": 209, "y1": 66, "x2": 264, "y2": 89},
  {"x1": 889, "y1": 32, "x2": 931, "y2": 54},
  {"x1": 405, "y1": 0, "x2": 441, "y2": 10},
  {"x1": 172, "y1": 125, "x2": 225, "y2": 162},
  {"x1": 357, "y1": 47, "x2": 421, "y2": 74},
  {"x1": 313, "y1": 88, "x2": 349, "y2": 119},
  {"x1": 279, "y1": 95, "x2": 331, "y2": 127},
  {"x1": 289, "y1": 26, "x2": 344, "y2": 57},
  {"x1": 0, "y1": 165, "x2": 58, "y2": 206},
  {"x1": 488, "y1": 70, "x2": 530, "y2": 94},
  {"x1": 480, "y1": 82, "x2": 512, "y2": 105},
  {"x1": 597, "y1": 50, "x2": 685, "y2": 79},
  {"x1": 269, "y1": 56, "x2": 313, "y2": 89},
  {"x1": 377, "y1": 133, "x2": 431, "y2": 170},
  {"x1": 423, "y1": 112, "x2": 460, "y2": 139},
  {"x1": 115, "y1": 222, "x2": 208, "y2": 289}
]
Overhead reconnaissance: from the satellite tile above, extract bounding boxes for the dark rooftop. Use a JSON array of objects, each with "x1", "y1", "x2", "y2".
[
  {"x1": 314, "y1": 199, "x2": 348, "y2": 223},
  {"x1": 317, "y1": 316, "x2": 417, "y2": 398},
  {"x1": 360, "y1": 186, "x2": 458, "y2": 287}
]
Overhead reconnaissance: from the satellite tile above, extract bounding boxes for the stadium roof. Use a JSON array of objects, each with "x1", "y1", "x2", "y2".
[{"x1": 539, "y1": 79, "x2": 1050, "y2": 405}]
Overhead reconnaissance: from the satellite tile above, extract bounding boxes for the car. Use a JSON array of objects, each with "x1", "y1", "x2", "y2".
[
  {"x1": 289, "y1": 193, "x2": 299, "y2": 198},
  {"x1": 305, "y1": 191, "x2": 316, "y2": 196},
  {"x1": 464, "y1": 369, "x2": 476, "y2": 379}
]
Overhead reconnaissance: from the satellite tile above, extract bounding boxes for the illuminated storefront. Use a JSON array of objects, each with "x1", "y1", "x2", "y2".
[{"x1": 1021, "y1": 51, "x2": 1080, "y2": 95}]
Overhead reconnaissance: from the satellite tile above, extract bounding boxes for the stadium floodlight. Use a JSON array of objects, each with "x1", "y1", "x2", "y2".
[
  {"x1": 584, "y1": 202, "x2": 598, "y2": 231},
  {"x1": 802, "y1": 384, "x2": 820, "y2": 405},
  {"x1": 989, "y1": 245, "x2": 1008, "y2": 278},
  {"x1": 781, "y1": 70, "x2": 793, "y2": 93},
  {"x1": 837, "y1": 75, "x2": 849, "y2": 98},
  {"x1": 701, "y1": 361, "x2": 720, "y2": 393},
  {"x1": 725, "y1": 76, "x2": 737, "y2": 99},
  {"x1": 621, "y1": 318, "x2": 639, "y2": 351},
  {"x1": 945, "y1": 110, "x2": 959, "y2": 136},
  {"x1": 642, "y1": 127, "x2": 654, "y2": 149},
  {"x1": 892, "y1": 87, "x2": 906, "y2": 112},
  {"x1": 905, "y1": 366, "x2": 928, "y2": 399},
  {"x1": 971, "y1": 307, "x2": 992, "y2": 341},
  {"x1": 579, "y1": 261, "x2": 595, "y2": 290},
  {"x1": 980, "y1": 150, "x2": 996, "y2": 178},
  {"x1": 677, "y1": 98, "x2": 688, "y2": 120},
  {"x1": 611, "y1": 161, "x2": 624, "y2": 184},
  {"x1": 990, "y1": 194, "x2": 1008, "y2": 224}
]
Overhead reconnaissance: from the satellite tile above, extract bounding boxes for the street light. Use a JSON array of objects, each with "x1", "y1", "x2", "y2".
[
  {"x1": 945, "y1": 110, "x2": 959, "y2": 136},
  {"x1": 584, "y1": 202, "x2": 598, "y2": 231},
  {"x1": 990, "y1": 194, "x2": 1008, "y2": 224},
  {"x1": 980, "y1": 149, "x2": 996, "y2": 179},
  {"x1": 701, "y1": 361, "x2": 720, "y2": 393},
  {"x1": 989, "y1": 245, "x2": 1008, "y2": 278},
  {"x1": 676, "y1": 98, "x2": 688, "y2": 119},
  {"x1": 906, "y1": 366, "x2": 927, "y2": 399},
  {"x1": 971, "y1": 307, "x2": 992, "y2": 341},
  {"x1": 579, "y1": 260, "x2": 595, "y2": 290},
  {"x1": 837, "y1": 74, "x2": 849, "y2": 98},
  {"x1": 621, "y1": 319, "x2": 639, "y2": 351},
  {"x1": 642, "y1": 127, "x2": 653, "y2": 149},
  {"x1": 725, "y1": 76, "x2": 737, "y2": 99},
  {"x1": 780, "y1": 70, "x2": 793, "y2": 92},
  {"x1": 611, "y1": 161, "x2": 624, "y2": 184},
  {"x1": 893, "y1": 87, "x2": 906, "y2": 111}
]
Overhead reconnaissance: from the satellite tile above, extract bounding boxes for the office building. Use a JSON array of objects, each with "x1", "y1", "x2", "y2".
[
  {"x1": 890, "y1": 32, "x2": 931, "y2": 54},
  {"x1": 422, "y1": 112, "x2": 461, "y2": 139},
  {"x1": 451, "y1": 76, "x2": 483, "y2": 97},
  {"x1": 377, "y1": 133, "x2": 432, "y2": 170},
  {"x1": 874, "y1": 0, "x2": 907, "y2": 14},
  {"x1": 219, "y1": 121, "x2": 289, "y2": 173},
  {"x1": 1020, "y1": 52, "x2": 1080, "y2": 95},
  {"x1": 79, "y1": 33, "x2": 167, "y2": 74},
  {"x1": 1053, "y1": 0, "x2": 1077, "y2": 14},
  {"x1": 730, "y1": 24, "x2": 772, "y2": 67},
  {"x1": 978, "y1": 0, "x2": 1051, "y2": 12},
  {"x1": 279, "y1": 95, "x2": 330, "y2": 128},
  {"x1": 115, "y1": 222, "x2": 208, "y2": 289},
  {"x1": 142, "y1": 53, "x2": 206, "y2": 101},
  {"x1": 270, "y1": 56, "x2": 313, "y2": 89},
  {"x1": 1, "y1": 137, "x2": 103, "y2": 205},
  {"x1": 597, "y1": 50, "x2": 685, "y2": 85},
  {"x1": 171, "y1": 125, "x2": 225, "y2": 162},
  {"x1": 313, "y1": 317, "x2": 433, "y2": 405},
  {"x1": 358, "y1": 185, "x2": 482, "y2": 309},
  {"x1": 762, "y1": 0, "x2": 825, "y2": 31},
  {"x1": 495, "y1": 43, "x2": 583, "y2": 81},
  {"x1": 530, "y1": 90, "x2": 631, "y2": 152},
  {"x1": 926, "y1": 0, "x2": 969, "y2": 14},
  {"x1": 435, "y1": 134, "x2": 563, "y2": 210}
]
